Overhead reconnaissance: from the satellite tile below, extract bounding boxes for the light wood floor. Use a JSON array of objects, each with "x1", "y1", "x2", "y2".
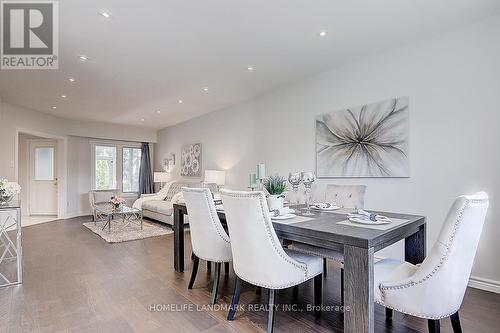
[{"x1": 1, "y1": 216, "x2": 499, "y2": 332}]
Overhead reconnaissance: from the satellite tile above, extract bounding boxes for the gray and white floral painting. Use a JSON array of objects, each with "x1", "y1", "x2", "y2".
[
  {"x1": 316, "y1": 97, "x2": 409, "y2": 178},
  {"x1": 181, "y1": 143, "x2": 202, "y2": 177}
]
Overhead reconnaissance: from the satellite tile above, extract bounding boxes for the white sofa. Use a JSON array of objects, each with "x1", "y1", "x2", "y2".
[{"x1": 133, "y1": 181, "x2": 217, "y2": 226}]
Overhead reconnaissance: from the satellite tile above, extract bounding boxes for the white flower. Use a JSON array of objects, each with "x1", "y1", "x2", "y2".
[{"x1": 0, "y1": 179, "x2": 21, "y2": 197}]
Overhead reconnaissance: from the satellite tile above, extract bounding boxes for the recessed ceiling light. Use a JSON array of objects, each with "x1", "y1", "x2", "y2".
[
  {"x1": 247, "y1": 66, "x2": 255, "y2": 72},
  {"x1": 318, "y1": 31, "x2": 327, "y2": 37},
  {"x1": 140, "y1": 118, "x2": 145, "y2": 122},
  {"x1": 60, "y1": 94, "x2": 67, "y2": 98},
  {"x1": 178, "y1": 99, "x2": 183, "y2": 104},
  {"x1": 156, "y1": 110, "x2": 161, "y2": 114},
  {"x1": 51, "y1": 106, "x2": 57, "y2": 109},
  {"x1": 67, "y1": 77, "x2": 76, "y2": 83},
  {"x1": 100, "y1": 10, "x2": 111, "y2": 18},
  {"x1": 77, "y1": 55, "x2": 89, "y2": 61},
  {"x1": 203, "y1": 87, "x2": 209, "y2": 92}
]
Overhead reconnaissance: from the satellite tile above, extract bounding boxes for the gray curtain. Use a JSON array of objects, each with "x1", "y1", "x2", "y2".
[{"x1": 139, "y1": 142, "x2": 154, "y2": 194}]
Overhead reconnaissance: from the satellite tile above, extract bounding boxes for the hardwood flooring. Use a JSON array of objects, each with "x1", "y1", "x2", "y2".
[{"x1": 1, "y1": 216, "x2": 499, "y2": 332}]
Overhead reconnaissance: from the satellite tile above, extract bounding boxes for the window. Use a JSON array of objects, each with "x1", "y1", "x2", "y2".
[
  {"x1": 122, "y1": 147, "x2": 141, "y2": 193},
  {"x1": 91, "y1": 141, "x2": 144, "y2": 195},
  {"x1": 94, "y1": 146, "x2": 117, "y2": 190},
  {"x1": 35, "y1": 147, "x2": 55, "y2": 180}
]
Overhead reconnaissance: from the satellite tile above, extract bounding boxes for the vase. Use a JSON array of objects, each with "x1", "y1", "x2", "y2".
[
  {"x1": 0, "y1": 194, "x2": 13, "y2": 205},
  {"x1": 266, "y1": 195, "x2": 284, "y2": 211}
]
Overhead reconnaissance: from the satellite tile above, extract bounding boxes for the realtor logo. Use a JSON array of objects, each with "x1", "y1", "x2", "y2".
[{"x1": 1, "y1": 1, "x2": 58, "y2": 69}]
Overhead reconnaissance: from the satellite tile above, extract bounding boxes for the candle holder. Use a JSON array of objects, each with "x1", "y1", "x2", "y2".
[
  {"x1": 301, "y1": 172, "x2": 316, "y2": 216},
  {"x1": 288, "y1": 172, "x2": 302, "y2": 207}
]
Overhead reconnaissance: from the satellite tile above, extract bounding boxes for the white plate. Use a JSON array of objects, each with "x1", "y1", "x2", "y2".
[
  {"x1": 271, "y1": 213, "x2": 297, "y2": 220},
  {"x1": 311, "y1": 205, "x2": 341, "y2": 211},
  {"x1": 348, "y1": 217, "x2": 391, "y2": 225}
]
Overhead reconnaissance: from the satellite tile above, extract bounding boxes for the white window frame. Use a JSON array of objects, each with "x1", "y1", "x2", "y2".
[{"x1": 90, "y1": 140, "x2": 142, "y2": 197}]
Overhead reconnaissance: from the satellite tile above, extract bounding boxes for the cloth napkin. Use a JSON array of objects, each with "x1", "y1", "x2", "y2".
[
  {"x1": 347, "y1": 209, "x2": 392, "y2": 223},
  {"x1": 270, "y1": 207, "x2": 294, "y2": 217},
  {"x1": 313, "y1": 203, "x2": 332, "y2": 209}
]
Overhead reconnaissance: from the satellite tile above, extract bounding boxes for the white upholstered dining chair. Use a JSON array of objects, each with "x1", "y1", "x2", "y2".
[
  {"x1": 220, "y1": 189, "x2": 323, "y2": 333},
  {"x1": 287, "y1": 184, "x2": 367, "y2": 302},
  {"x1": 376, "y1": 192, "x2": 489, "y2": 333},
  {"x1": 182, "y1": 187, "x2": 232, "y2": 305},
  {"x1": 325, "y1": 184, "x2": 367, "y2": 209}
]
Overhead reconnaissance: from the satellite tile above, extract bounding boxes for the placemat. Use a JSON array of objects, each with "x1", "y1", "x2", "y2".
[
  {"x1": 336, "y1": 217, "x2": 409, "y2": 230},
  {"x1": 272, "y1": 215, "x2": 315, "y2": 225},
  {"x1": 309, "y1": 207, "x2": 356, "y2": 215}
]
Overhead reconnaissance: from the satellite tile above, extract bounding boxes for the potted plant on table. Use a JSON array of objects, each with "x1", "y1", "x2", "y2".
[
  {"x1": 0, "y1": 178, "x2": 21, "y2": 205},
  {"x1": 264, "y1": 175, "x2": 287, "y2": 211}
]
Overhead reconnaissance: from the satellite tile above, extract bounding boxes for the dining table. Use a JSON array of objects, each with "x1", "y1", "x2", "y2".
[{"x1": 172, "y1": 203, "x2": 426, "y2": 333}]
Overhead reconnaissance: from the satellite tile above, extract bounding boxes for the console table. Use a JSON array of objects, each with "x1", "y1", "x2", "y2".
[{"x1": 0, "y1": 201, "x2": 22, "y2": 287}]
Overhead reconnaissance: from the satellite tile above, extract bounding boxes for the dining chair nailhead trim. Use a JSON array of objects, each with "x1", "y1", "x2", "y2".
[
  {"x1": 223, "y1": 191, "x2": 310, "y2": 284},
  {"x1": 183, "y1": 187, "x2": 230, "y2": 245},
  {"x1": 237, "y1": 272, "x2": 323, "y2": 290},
  {"x1": 378, "y1": 198, "x2": 488, "y2": 319}
]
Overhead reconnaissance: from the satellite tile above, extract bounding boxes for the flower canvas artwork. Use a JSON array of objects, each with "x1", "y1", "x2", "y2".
[
  {"x1": 181, "y1": 143, "x2": 202, "y2": 177},
  {"x1": 316, "y1": 97, "x2": 409, "y2": 178}
]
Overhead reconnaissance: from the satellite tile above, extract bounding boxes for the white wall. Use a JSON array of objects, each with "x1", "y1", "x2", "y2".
[
  {"x1": 0, "y1": 101, "x2": 157, "y2": 218},
  {"x1": 156, "y1": 16, "x2": 500, "y2": 288}
]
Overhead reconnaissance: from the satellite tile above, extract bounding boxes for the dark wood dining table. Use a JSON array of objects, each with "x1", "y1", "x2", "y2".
[{"x1": 172, "y1": 203, "x2": 426, "y2": 333}]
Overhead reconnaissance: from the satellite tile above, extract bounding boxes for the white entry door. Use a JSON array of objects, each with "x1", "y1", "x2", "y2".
[{"x1": 29, "y1": 140, "x2": 58, "y2": 215}]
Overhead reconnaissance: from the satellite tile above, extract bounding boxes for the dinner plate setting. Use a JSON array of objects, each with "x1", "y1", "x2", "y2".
[
  {"x1": 347, "y1": 209, "x2": 392, "y2": 225},
  {"x1": 270, "y1": 207, "x2": 296, "y2": 220},
  {"x1": 310, "y1": 203, "x2": 341, "y2": 211}
]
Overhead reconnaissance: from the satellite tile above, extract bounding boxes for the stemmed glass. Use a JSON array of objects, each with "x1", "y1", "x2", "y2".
[
  {"x1": 301, "y1": 171, "x2": 316, "y2": 216},
  {"x1": 288, "y1": 172, "x2": 302, "y2": 207}
]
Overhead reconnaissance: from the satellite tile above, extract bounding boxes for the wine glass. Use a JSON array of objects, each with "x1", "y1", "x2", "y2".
[
  {"x1": 288, "y1": 172, "x2": 302, "y2": 207},
  {"x1": 301, "y1": 171, "x2": 316, "y2": 216}
]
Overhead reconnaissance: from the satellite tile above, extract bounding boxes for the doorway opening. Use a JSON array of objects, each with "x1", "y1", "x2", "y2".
[{"x1": 17, "y1": 132, "x2": 63, "y2": 226}]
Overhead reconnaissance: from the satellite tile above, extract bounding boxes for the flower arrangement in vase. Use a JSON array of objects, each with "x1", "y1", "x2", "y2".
[
  {"x1": 0, "y1": 178, "x2": 21, "y2": 205},
  {"x1": 110, "y1": 196, "x2": 125, "y2": 209},
  {"x1": 263, "y1": 175, "x2": 287, "y2": 211}
]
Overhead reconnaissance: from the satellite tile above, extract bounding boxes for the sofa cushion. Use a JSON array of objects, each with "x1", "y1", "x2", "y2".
[
  {"x1": 142, "y1": 201, "x2": 173, "y2": 215},
  {"x1": 165, "y1": 182, "x2": 192, "y2": 201}
]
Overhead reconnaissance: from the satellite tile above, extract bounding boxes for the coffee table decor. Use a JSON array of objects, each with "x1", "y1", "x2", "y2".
[{"x1": 84, "y1": 205, "x2": 172, "y2": 243}]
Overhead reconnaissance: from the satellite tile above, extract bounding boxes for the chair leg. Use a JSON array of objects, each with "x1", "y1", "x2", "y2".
[
  {"x1": 340, "y1": 267, "x2": 344, "y2": 305},
  {"x1": 207, "y1": 261, "x2": 211, "y2": 272},
  {"x1": 224, "y1": 262, "x2": 230, "y2": 278},
  {"x1": 227, "y1": 276, "x2": 242, "y2": 320},
  {"x1": 428, "y1": 319, "x2": 440, "y2": 333},
  {"x1": 267, "y1": 289, "x2": 276, "y2": 333},
  {"x1": 323, "y1": 258, "x2": 328, "y2": 276},
  {"x1": 450, "y1": 312, "x2": 462, "y2": 333},
  {"x1": 314, "y1": 274, "x2": 323, "y2": 319},
  {"x1": 210, "y1": 263, "x2": 221, "y2": 305},
  {"x1": 188, "y1": 256, "x2": 199, "y2": 289},
  {"x1": 385, "y1": 308, "x2": 393, "y2": 320}
]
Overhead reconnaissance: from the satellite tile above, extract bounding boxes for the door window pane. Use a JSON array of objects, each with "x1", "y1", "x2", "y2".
[
  {"x1": 122, "y1": 147, "x2": 141, "y2": 193},
  {"x1": 35, "y1": 147, "x2": 54, "y2": 180},
  {"x1": 95, "y1": 146, "x2": 116, "y2": 190}
]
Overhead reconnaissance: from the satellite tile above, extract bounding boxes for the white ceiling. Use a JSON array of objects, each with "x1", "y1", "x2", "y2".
[{"x1": 1, "y1": 0, "x2": 500, "y2": 129}]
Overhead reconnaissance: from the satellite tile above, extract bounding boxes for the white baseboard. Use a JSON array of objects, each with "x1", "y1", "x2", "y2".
[
  {"x1": 469, "y1": 276, "x2": 500, "y2": 294},
  {"x1": 64, "y1": 211, "x2": 91, "y2": 219}
]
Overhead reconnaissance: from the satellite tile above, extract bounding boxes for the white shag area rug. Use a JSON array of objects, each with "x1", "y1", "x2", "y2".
[{"x1": 83, "y1": 219, "x2": 172, "y2": 243}]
